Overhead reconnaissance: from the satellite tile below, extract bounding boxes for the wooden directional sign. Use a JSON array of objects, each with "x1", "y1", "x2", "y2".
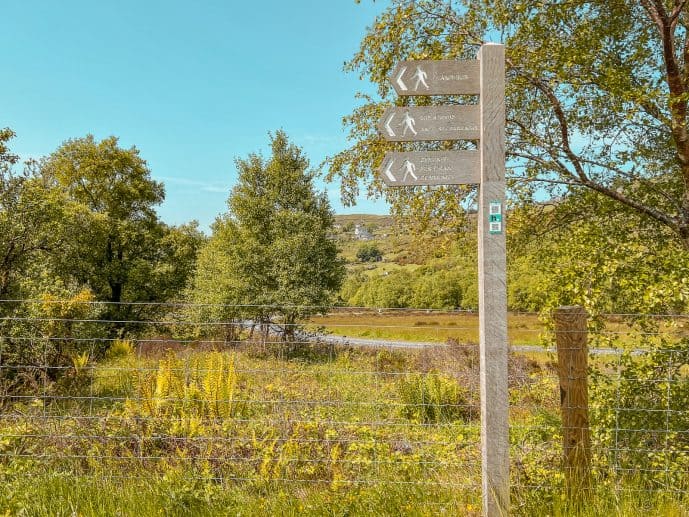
[
  {"x1": 377, "y1": 105, "x2": 479, "y2": 142},
  {"x1": 379, "y1": 151, "x2": 479, "y2": 186},
  {"x1": 381, "y1": 46, "x2": 508, "y2": 517},
  {"x1": 389, "y1": 60, "x2": 480, "y2": 96}
]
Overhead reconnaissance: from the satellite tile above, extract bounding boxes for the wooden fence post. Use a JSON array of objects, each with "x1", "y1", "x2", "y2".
[{"x1": 554, "y1": 305, "x2": 591, "y2": 496}]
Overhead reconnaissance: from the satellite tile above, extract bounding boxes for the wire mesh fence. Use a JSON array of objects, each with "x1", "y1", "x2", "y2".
[{"x1": 0, "y1": 299, "x2": 688, "y2": 513}]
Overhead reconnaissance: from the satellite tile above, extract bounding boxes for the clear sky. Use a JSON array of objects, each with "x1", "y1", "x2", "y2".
[{"x1": 1, "y1": 0, "x2": 391, "y2": 231}]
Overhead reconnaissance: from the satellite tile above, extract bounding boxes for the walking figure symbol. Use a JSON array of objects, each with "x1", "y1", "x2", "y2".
[
  {"x1": 402, "y1": 111, "x2": 417, "y2": 136},
  {"x1": 401, "y1": 159, "x2": 417, "y2": 181},
  {"x1": 412, "y1": 66, "x2": 429, "y2": 90}
]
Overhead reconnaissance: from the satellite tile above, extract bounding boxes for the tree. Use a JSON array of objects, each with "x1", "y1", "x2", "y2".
[
  {"x1": 356, "y1": 243, "x2": 383, "y2": 262},
  {"x1": 0, "y1": 128, "x2": 18, "y2": 167},
  {"x1": 508, "y1": 188, "x2": 689, "y2": 316},
  {"x1": 188, "y1": 131, "x2": 345, "y2": 340},
  {"x1": 0, "y1": 130, "x2": 66, "y2": 304},
  {"x1": 41, "y1": 135, "x2": 202, "y2": 324},
  {"x1": 329, "y1": 1, "x2": 689, "y2": 247}
]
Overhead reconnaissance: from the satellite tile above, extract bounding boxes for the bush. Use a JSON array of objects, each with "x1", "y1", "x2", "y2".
[
  {"x1": 0, "y1": 289, "x2": 103, "y2": 401},
  {"x1": 356, "y1": 243, "x2": 382, "y2": 262},
  {"x1": 590, "y1": 337, "x2": 689, "y2": 489},
  {"x1": 398, "y1": 372, "x2": 469, "y2": 423},
  {"x1": 105, "y1": 339, "x2": 135, "y2": 360}
]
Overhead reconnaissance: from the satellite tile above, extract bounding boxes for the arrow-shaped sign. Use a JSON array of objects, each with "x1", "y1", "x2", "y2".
[
  {"x1": 395, "y1": 66, "x2": 408, "y2": 91},
  {"x1": 377, "y1": 105, "x2": 479, "y2": 142},
  {"x1": 383, "y1": 112, "x2": 396, "y2": 137},
  {"x1": 389, "y1": 60, "x2": 480, "y2": 96},
  {"x1": 382, "y1": 157, "x2": 397, "y2": 182},
  {"x1": 378, "y1": 151, "x2": 480, "y2": 186}
]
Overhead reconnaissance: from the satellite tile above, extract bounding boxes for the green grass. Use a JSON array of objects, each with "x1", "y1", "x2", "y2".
[
  {"x1": 0, "y1": 473, "x2": 482, "y2": 516},
  {"x1": 1, "y1": 341, "x2": 687, "y2": 515},
  {"x1": 3, "y1": 473, "x2": 687, "y2": 516}
]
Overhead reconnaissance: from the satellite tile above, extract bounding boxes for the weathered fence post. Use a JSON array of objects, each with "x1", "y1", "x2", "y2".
[{"x1": 554, "y1": 305, "x2": 591, "y2": 496}]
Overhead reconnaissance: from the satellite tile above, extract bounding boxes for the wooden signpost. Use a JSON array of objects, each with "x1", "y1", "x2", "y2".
[
  {"x1": 389, "y1": 59, "x2": 480, "y2": 95},
  {"x1": 377, "y1": 105, "x2": 480, "y2": 141},
  {"x1": 380, "y1": 151, "x2": 480, "y2": 186},
  {"x1": 379, "y1": 44, "x2": 508, "y2": 516}
]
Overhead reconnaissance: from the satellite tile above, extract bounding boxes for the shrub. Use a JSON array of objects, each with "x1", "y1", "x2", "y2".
[
  {"x1": 590, "y1": 337, "x2": 689, "y2": 489},
  {"x1": 105, "y1": 339, "x2": 135, "y2": 360},
  {"x1": 398, "y1": 372, "x2": 469, "y2": 423},
  {"x1": 126, "y1": 351, "x2": 244, "y2": 436},
  {"x1": 0, "y1": 289, "x2": 102, "y2": 401},
  {"x1": 356, "y1": 243, "x2": 382, "y2": 262}
]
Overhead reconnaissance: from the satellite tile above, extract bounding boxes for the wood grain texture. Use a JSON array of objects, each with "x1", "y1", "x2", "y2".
[
  {"x1": 377, "y1": 105, "x2": 480, "y2": 142},
  {"x1": 389, "y1": 60, "x2": 480, "y2": 95},
  {"x1": 477, "y1": 43, "x2": 509, "y2": 517},
  {"x1": 554, "y1": 306, "x2": 592, "y2": 496},
  {"x1": 379, "y1": 150, "x2": 480, "y2": 186}
]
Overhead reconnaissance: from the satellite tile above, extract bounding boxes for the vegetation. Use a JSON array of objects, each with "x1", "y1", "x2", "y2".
[
  {"x1": 1, "y1": 1, "x2": 689, "y2": 513},
  {"x1": 0, "y1": 132, "x2": 203, "y2": 321},
  {"x1": 187, "y1": 131, "x2": 345, "y2": 340},
  {"x1": 356, "y1": 243, "x2": 382, "y2": 262},
  {"x1": 329, "y1": 0, "x2": 689, "y2": 248},
  {"x1": 1, "y1": 334, "x2": 688, "y2": 516}
]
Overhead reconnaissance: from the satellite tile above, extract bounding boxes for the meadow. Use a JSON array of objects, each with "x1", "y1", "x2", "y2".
[
  {"x1": 2, "y1": 330, "x2": 688, "y2": 516},
  {"x1": 309, "y1": 311, "x2": 544, "y2": 346}
]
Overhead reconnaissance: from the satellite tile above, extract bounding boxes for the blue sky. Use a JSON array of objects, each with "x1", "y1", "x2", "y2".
[{"x1": 1, "y1": 0, "x2": 391, "y2": 231}]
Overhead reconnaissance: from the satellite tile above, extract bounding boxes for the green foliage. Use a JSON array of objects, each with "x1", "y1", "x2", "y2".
[
  {"x1": 1, "y1": 341, "x2": 688, "y2": 514},
  {"x1": 356, "y1": 243, "x2": 382, "y2": 262},
  {"x1": 0, "y1": 128, "x2": 18, "y2": 167},
  {"x1": 0, "y1": 289, "x2": 103, "y2": 399},
  {"x1": 348, "y1": 269, "x2": 415, "y2": 308},
  {"x1": 342, "y1": 245, "x2": 477, "y2": 310},
  {"x1": 126, "y1": 352, "x2": 242, "y2": 437},
  {"x1": 507, "y1": 190, "x2": 689, "y2": 315},
  {"x1": 40, "y1": 135, "x2": 203, "y2": 325},
  {"x1": 0, "y1": 134, "x2": 67, "y2": 302},
  {"x1": 410, "y1": 269, "x2": 463, "y2": 310},
  {"x1": 188, "y1": 131, "x2": 345, "y2": 338},
  {"x1": 398, "y1": 372, "x2": 469, "y2": 423},
  {"x1": 591, "y1": 337, "x2": 689, "y2": 489},
  {"x1": 330, "y1": 1, "x2": 689, "y2": 248}
]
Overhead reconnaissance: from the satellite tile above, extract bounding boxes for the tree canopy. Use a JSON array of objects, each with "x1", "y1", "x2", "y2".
[
  {"x1": 39, "y1": 135, "x2": 203, "y2": 318},
  {"x1": 189, "y1": 131, "x2": 345, "y2": 338},
  {"x1": 329, "y1": 0, "x2": 689, "y2": 246},
  {"x1": 0, "y1": 133, "x2": 202, "y2": 326}
]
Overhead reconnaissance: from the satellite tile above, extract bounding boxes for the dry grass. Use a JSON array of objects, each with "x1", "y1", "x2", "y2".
[{"x1": 309, "y1": 311, "x2": 544, "y2": 346}]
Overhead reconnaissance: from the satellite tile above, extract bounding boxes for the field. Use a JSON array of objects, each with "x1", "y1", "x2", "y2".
[
  {"x1": 2, "y1": 328, "x2": 688, "y2": 516},
  {"x1": 310, "y1": 311, "x2": 544, "y2": 346}
]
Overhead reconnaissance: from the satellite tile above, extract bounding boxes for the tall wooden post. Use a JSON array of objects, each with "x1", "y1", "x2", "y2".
[
  {"x1": 478, "y1": 43, "x2": 509, "y2": 516},
  {"x1": 554, "y1": 306, "x2": 591, "y2": 496}
]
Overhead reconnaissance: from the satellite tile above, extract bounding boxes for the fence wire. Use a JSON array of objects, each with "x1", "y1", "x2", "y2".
[{"x1": 0, "y1": 300, "x2": 688, "y2": 511}]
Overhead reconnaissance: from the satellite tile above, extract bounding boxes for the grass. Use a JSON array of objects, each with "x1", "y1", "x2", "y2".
[
  {"x1": 1, "y1": 336, "x2": 688, "y2": 515},
  {"x1": 309, "y1": 311, "x2": 544, "y2": 346},
  {"x1": 309, "y1": 311, "x2": 686, "y2": 353},
  {"x1": 3, "y1": 473, "x2": 687, "y2": 516},
  {"x1": 0, "y1": 473, "x2": 482, "y2": 516}
]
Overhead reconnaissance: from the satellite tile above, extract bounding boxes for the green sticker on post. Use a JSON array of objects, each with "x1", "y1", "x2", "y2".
[{"x1": 489, "y1": 201, "x2": 502, "y2": 234}]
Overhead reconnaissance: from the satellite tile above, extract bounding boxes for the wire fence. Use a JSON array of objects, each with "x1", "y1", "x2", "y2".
[{"x1": 1, "y1": 300, "x2": 688, "y2": 512}]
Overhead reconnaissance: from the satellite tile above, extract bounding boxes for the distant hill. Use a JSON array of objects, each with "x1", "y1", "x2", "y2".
[{"x1": 334, "y1": 214, "x2": 394, "y2": 227}]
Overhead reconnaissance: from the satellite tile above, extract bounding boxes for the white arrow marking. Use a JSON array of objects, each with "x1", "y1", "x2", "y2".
[
  {"x1": 384, "y1": 112, "x2": 396, "y2": 137},
  {"x1": 383, "y1": 159, "x2": 397, "y2": 182},
  {"x1": 395, "y1": 66, "x2": 408, "y2": 91}
]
